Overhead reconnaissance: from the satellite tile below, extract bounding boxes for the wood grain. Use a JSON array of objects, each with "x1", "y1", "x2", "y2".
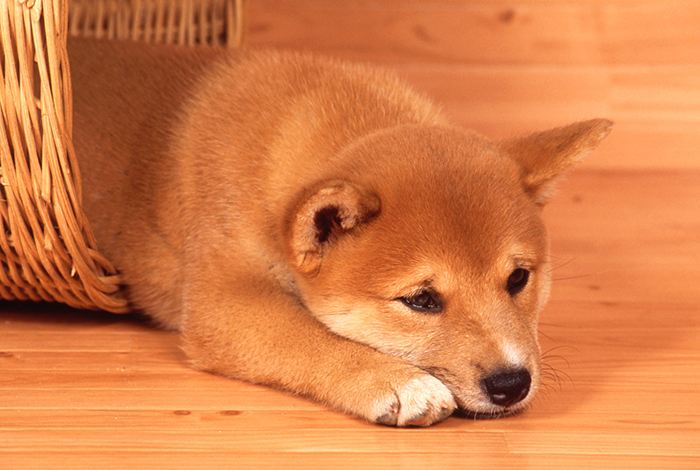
[
  {"x1": 247, "y1": 0, "x2": 700, "y2": 66},
  {"x1": 2, "y1": 0, "x2": 699, "y2": 468},
  {"x1": 247, "y1": 0, "x2": 700, "y2": 170}
]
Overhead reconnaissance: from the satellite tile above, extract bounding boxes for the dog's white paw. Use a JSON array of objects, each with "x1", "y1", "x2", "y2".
[{"x1": 373, "y1": 375, "x2": 456, "y2": 427}]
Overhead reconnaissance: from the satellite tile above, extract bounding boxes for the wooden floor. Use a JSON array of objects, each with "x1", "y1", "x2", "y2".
[{"x1": 3, "y1": 0, "x2": 700, "y2": 468}]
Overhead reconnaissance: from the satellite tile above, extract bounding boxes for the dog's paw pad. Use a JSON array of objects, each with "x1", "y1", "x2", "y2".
[{"x1": 374, "y1": 375, "x2": 456, "y2": 427}]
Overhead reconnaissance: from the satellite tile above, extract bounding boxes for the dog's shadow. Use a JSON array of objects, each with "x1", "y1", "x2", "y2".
[
  {"x1": 0, "y1": 300, "x2": 187, "y2": 365},
  {"x1": 0, "y1": 299, "x2": 152, "y2": 333}
]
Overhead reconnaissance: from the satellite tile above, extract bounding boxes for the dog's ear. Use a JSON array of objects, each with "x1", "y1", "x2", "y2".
[
  {"x1": 288, "y1": 181, "x2": 381, "y2": 276},
  {"x1": 500, "y1": 118, "x2": 613, "y2": 205}
]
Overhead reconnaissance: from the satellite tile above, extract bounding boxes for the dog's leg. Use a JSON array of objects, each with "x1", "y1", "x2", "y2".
[{"x1": 180, "y1": 275, "x2": 456, "y2": 426}]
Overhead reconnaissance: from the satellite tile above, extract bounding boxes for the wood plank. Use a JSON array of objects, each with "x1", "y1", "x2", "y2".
[
  {"x1": 0, "y1": 428, "x2": 694, "y2": 458},
  {"x1": 249, "y1": 1, "x2": 603, "y2": 65},
  {"x1": 11, "y1": 452, "x2": 696, "y2": 470},
  {"x1": 1, "y1": 409, "x2": 697, "y2": 454},
  {"x1": 247, "y1": 0, "x2": 700, "y2": 66},
  {"x1": 247, "y1": 2, "x2": 700, "y2": 170},
  {"x1": 394, "y1": 64, "x2": 700, "y2": 169},
  {"x1": 544, "y1": 171, "x2": 700, "y2": 303}
]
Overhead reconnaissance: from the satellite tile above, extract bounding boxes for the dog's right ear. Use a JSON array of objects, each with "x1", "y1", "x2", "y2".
[
  {"x1": 287, "y1": 181, "x2": 381, "y2": 276},
  {"x1": 500, "y1": 118, "x2": 613, "y2": 205}
]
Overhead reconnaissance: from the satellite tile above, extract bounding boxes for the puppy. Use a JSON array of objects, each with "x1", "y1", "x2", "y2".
[{"x1": 68, "y1": 38, "x2": 611, "y2": 426}]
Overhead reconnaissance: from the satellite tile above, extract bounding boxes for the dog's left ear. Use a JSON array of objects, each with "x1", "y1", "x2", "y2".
[
  {"x1": 287, "y1": 181, "x2": 381, "y2": 276},
  {"x1": 500, "y1": 118, "x2": 613, "y2": 205}
]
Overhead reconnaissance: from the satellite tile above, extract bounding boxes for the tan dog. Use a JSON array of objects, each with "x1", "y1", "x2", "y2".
[{"x1": 69, "y1": 38, "x2": 611, "y2": 426}]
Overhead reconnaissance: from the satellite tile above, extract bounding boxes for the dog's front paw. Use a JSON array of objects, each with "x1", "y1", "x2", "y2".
[{"x1": 372, "y1": 374, "x2": 456, "y2": 427}]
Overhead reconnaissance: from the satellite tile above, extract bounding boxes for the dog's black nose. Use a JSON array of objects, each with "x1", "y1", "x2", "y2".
[{"x1": 483, "y1": 369, "x2": 531, "y2": 408}]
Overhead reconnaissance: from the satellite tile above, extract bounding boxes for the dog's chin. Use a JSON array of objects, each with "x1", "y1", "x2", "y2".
[
  {"x1": 454, "y1": 401, "x2": 530, "y2": 420},
  {"x1": 455, "y1": 406, "x2": 527, "y2": 420}
]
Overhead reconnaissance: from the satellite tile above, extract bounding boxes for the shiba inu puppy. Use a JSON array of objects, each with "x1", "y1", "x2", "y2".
[{"x1": 68, "y1": 38, "x2": 611, "y2": 426}]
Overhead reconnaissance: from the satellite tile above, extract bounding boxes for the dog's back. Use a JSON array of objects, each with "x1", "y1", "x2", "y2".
[
  {"x1": 70, "y1": 39, "x2": 215, "y2": 320},
  {"x1": 69, "y1": 39, "x2": 449, "y2": 326}
]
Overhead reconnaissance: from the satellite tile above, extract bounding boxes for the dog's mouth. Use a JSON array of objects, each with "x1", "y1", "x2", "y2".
[
  {"x1": 427, "y1": 366, "x2": 536, "y2": 420},
  {"x1": 454, "y1": 404, "x2": 528, "y2": 420}
]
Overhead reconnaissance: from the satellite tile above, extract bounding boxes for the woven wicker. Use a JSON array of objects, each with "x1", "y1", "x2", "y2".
[
  {"x1": 0, "y1": 0, "x2": 244, "y2": 313},
  {"x1": 69, "y1": 0, "x2": 245, "y2": 47}
]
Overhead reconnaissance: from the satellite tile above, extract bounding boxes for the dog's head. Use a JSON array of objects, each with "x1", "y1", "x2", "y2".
[{"x1": 286, "y1": 119, "x2": 611, "y2": 417}]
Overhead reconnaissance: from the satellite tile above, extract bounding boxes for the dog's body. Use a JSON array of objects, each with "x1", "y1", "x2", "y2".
[{"x1": 69, "y1": 38, "x2": 611, "y2": 426}]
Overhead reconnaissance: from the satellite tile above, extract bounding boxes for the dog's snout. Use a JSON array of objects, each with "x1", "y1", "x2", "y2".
[{"x1": 483, "y1": 369, "x2": 531, "y2": 408}]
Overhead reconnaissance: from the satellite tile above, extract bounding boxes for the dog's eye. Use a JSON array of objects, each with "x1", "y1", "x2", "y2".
[
  {"x1": 507, "y1": 268, "x2": 530, "y2": 296},
  {"x1": 399, "y1": 290, "x2": 442, "y2": 313}
]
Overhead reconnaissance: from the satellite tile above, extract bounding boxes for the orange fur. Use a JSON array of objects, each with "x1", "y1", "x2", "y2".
[{"x1": 69, "y1": 38, "x2": 611, "y2": 426}]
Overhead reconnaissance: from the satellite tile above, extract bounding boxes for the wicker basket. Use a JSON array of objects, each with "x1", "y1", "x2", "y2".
[{"x1": 0, "y1": 0, "x2": 245, "y2": 313}]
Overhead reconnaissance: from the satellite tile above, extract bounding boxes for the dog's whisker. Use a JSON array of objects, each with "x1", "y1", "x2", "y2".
[
  {"x1": 540, "y1": 358, "x2": 574, "y2": 390},
  {"x1": 550, "y1": 273, "x2": 595, "y2": 282},
  {"x1": 541, "y1": 353, "x2": 572, "y2": 371},
  {"x1": 537, "y1": 381, "x2": 555, "y2": 399},
  {"x1": 537, "y1": 329, "x2": 556, "y2": 342},
  {"x1": 541, "y1": 345, "x2": 578, "y2": 359},
  {"x1": 545, "y1": 257, "x2": 578, "y2": 274},
  {"x1": 546, "y1": 365, "x2": 573, "y2": 387}
]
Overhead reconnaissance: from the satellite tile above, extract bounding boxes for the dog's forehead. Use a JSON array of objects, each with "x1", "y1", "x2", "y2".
[
  {"x1": 380, "y1": 155, "x2": 531, "y2": 237},
  {"x1": 370, "y1": 163, "x2": 545, "y2": 271},
  {"x1": 355, "y1": 126, "x2": 523, "y2": 201},
  {"x1": 363, "y1": 170, "x2": 546, "y2": 278},
  {"x1": 341, "y1": 125, "x2": 548, "y2": 278}
]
